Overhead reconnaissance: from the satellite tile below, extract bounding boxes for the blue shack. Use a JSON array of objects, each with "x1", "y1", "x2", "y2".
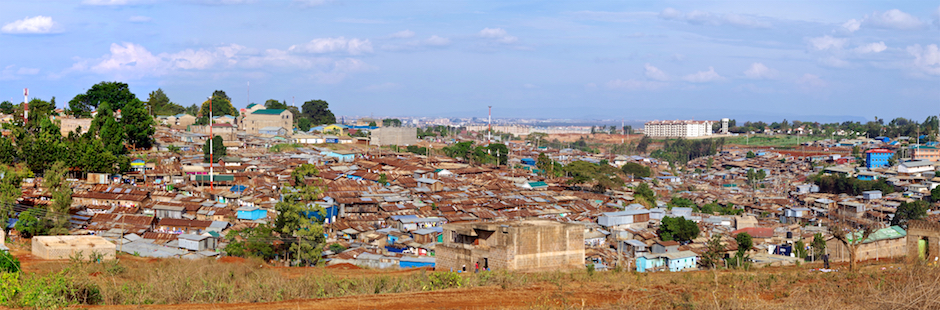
[
  {"x1": 399, "y1": 256, "x2": 435, "y2": 268},
  {"x1": 236, "y1": 206, "x2": 267, "y2": 221},
  {"x1": 521, "y1": 158, "x2": 536, "y2": 166},
  {"x1": 636, "y1": 251, "x2": 699, "y2": 272}
]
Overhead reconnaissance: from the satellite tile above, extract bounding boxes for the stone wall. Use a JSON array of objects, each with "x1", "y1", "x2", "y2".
[
  {"x1": 827, "y1": 236, "x2": 908, "y2": 262},
  {"x1": 370, "y1": 127, "x2": 417, "y2": 146},
  {"x1": 436, "y1": 220, "x2": 584, "y2": 272}
]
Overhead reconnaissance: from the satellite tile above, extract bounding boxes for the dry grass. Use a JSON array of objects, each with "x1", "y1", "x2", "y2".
[{"x1": 8, "y1": 255, "x2": 940, "y2": 309}]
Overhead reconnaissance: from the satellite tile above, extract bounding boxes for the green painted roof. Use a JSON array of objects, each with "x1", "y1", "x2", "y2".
[
  {"x1": 194, "y1": 174, "x2": 235, "y2": 182},
  {"x1": 246, "y1": 103, "x2": 259, "y2": 108},
  {"x1": 848, "y1": 226, "x2": 906, "y2": 244},
  {"x1": 528, "y1": 181, "x2": 548, "y2": 187},
  {"x1": 252, "y1": 109, "x2": 287, "y2": 115}
]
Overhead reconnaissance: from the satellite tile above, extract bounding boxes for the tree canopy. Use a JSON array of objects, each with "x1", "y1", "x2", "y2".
[
  {"x1": 203, "y1": 135, "x2": 227, "y2": 163},
  {"x1": 658, "y1": 216, "x2": 699, "y2": 243},
  {"x1": 199, "y1": 90, "x2": 239, "y2": 117},
  {"x1": 145, "y1": 88, "x2": 185, "y2": 116},
  {"x1": 301, "y1": 100, "x2": 335, "y2": 125},
  {"x1": 621, "y1": 162, "x2": 651, "y2": 178},
  {"x1": 68, "y1": 81, "x2": 138, "y2": 117},
  {"x1": 890, "y1": 201, "x2": 928, "y2": 228}
]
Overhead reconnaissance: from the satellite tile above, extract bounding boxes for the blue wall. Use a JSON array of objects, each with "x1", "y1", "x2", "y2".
[{"x1": 866, "y1": 151, "x2": 894, "y2": 169}]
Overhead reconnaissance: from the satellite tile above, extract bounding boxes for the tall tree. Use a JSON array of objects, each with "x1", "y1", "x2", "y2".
[
  {"x1": 68, "y1": 81, "x2": 138, "y2": 117},
  {"x1": 145, "y1": 88, "x2": 185, "y2": 116},
  {"x1": 301, "y1": 100, "x2": 336, "y2": 125},
  {"x1": 121, "y1": 98, "x2": 156, "y2": 150},
  {"x1": 199, "y1": 90, "x2": 239, "y2": 117},
  {"x1": 0, "y1": 164, "x2": 30, "y2": 232},
  {"x1": 43, "y1": 161, "x2": 72, "y2": 235},
  {"x1": 890, "y1": 201, "x2": 928, "y2": 228},
  {"x1": 264, "y1": 99, "x2": 289, "y2": 110},
  {"x1": 700, "y1": 234, "x2": 725, "y2": 269},
  {"x1": 659, "y1": 216, "x2": 700, "y2": 243},
  {"x1": 203, "y1": 135, "x2": 227, "y2": 163},
  {"x1": 0, "y1": 101, "x2": 13, "y2": 114},
  {"x1": 734, "y1": 232, "x2": 753, "y2": 268}
]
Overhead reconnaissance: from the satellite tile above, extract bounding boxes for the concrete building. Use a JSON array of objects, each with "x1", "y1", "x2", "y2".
[
  {"x1": 370, "y1": 127, "x2": 418, "y2": 146},
  {"x1": 436, "y1": 219, "x2": 584, "y2": 272},
  {"x1": 721, "y1": 118, "x2": 729, "y2": 134},
  {"x1": 912, "y1": 146, "x2": 940, "y2": 162},
  {"x1": 190, "y1": 123, "x2": 237, "y2": 140},
  {"x1": 907, "y1": 220, "x2": 940, "y2": 262},
  {"x1": 242, "y1": 109, "x2": 292, "y2": 135},
  {"x1": 826, "y1": 226, "x2": 907, "y2": 262},
  {"x1": 59, "y1": 117, "x2": 92, "y2": 136},
  {"x1": 865, "y1": 149, "x2": 894, "y2": 169},
  {"x1": 32, "y1": 235, "x2": 116, "y2": 260},
  {"x1": 644, "y1": 120, "x2": 714, "y2": 138},
  {"x1": 176, "y1": 114, "x2": 197, "y2": 128}
]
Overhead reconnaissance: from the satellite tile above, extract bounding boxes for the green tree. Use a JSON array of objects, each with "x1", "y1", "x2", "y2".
[
  {"x1": 145, "y1": 88, "x2": 185, "y2": 116},
  {"x1": 621, "y1": 162, "x2": 651, "y2": 178},
  {"x1": 0, "y1": 138, "x2": 16, "y2": 166},
  {"x1": 700, "y1": 234, "x2": 725, "y2": 269},
  {"x1": 264, "y1": 99, "x2": 289, "y2": 110},
  {"x1": 199, "y1": 90, "x2": 239, "y2": 117},
  {"x1": 634, "y1": 183, "x2": 656, "y2": 204},
  {"x1": 185, "y1": 104, "x2": 199, "y2": 116},
  {"x1": 368, "y1": 121, "x2": 377, "y2": 127},
  {"x1": 794, "y1": 239, "x2": 808, "y2": 260},
  {"x1": 658, "y1": 216, "x2": 700, "y2": 243},
  {"x1": 0, "y1": 101, "x2": 13, "y2": 114},
  {"x1": 382, "y1": 118, "x2": 402, "y2": 127},
  {"x1": 0, "y1": 164, "x2": 30, "y2": 231},
  {"x1": 43, "y1": 161, "x2": 73, "y2": 235},
  {"x1": 224, "y1": 225, "x2": 276, "y2": 259},
  {"x1": 99, "y1": 115, "x2": 126, "y2": 155},
  {"x1": 297, "y1": 118, "x2": 312, "y2": 132},
  {"x1": 0, "y1": 249, "x2": 20, "y2": 273},
  {"x1": 15, "y1": 208, "x2": 49, "y2": 238},
  {"x1": 932, "y1": 185, "x2": 940, "y2": 202},
  {"x1": 121, "y1": 98, "x2": 156, "y2": 150},
  {"x1": 636, "y1": 136, "x2": 652, "y2": 153},
  {"x1": 746, "y1": 151, "x2": 756, "y2": 158},
  {"x1": 203, "y1": 135, "x2": 226, "y2": 163},
  {"x1": 291, "y1": 222, "x2": 326, "y2": 266},
  {"x1": 68, "y1": 82, "x2": 138, "y2": 117},
  {"x1": 301, "y1": 100, "x2": 336, "y2": 125},
  {"x1": 378, "y1": 173, "x2": 387, "y2": 184},
  {"x1": 890, "y1": 201, "x2": 928, "y2": 228},
  {"x1": 487, "y1": 143, "x2": 509, "y2": 166},
  {"x1": 734, "y1": 232, "x2": 753, "y2": 268},
  {"x1": 812, "y1": 233, "x2": 826, "y2": 260},
  {"x1": 536, "y1": 152, "x2": 554, "y2": 176},
  {"x1": 564, "y1": 161, "x2": 599, "y2": 187}
]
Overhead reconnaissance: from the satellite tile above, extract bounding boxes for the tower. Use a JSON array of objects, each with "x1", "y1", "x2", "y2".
[{"x1": 721, "y1": 118, "x2": 729, "y2": 134}]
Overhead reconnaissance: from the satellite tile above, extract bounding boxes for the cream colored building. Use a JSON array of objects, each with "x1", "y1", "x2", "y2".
[
  {"x1": 242, "y1": 109, "x2": 293, "y2": 135},
  {"x1": 644, "y1": 120, "x2": 714, "y2": 138}
]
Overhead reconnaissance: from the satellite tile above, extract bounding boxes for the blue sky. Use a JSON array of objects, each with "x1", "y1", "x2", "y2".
[{"x1": 1, "y1": 0, "x2": 938, "y2": 122}]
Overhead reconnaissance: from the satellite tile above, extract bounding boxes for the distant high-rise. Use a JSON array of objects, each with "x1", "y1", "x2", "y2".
[
  {"x1": 721, "y1": 118, "x2": 729, "y2": 134},
  {"x1": 644, "y1": 120, "x2": 714, "y2": 138}
]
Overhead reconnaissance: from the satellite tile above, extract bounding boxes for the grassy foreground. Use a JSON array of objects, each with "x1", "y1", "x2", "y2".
[{"x1": 1, "y1": 255, "x2": 938, "y2": 309}]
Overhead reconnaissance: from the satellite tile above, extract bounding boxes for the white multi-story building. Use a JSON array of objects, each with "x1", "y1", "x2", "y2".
[{"x1": 644, "y1": 120, "x2": 714, "y2": 138}]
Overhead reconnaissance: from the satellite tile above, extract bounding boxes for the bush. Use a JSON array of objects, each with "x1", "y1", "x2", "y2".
[
  {"x1": 0, "y1": 251, "x2": 20, "y2": 273},
  {"x1": 422, "y1": 272, "x2": 465, "y2": 291}
]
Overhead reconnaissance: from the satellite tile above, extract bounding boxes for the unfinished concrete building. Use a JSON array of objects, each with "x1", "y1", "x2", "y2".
[
  {"x1": 436, "y1": 219, "x2": 584, "y2": 272},
  {"x1": 370, "y1": 127, "x2": 417, "y2": 146},
  {"x1": 32, "y1": 236, "x2": 116, "y2": 260}
]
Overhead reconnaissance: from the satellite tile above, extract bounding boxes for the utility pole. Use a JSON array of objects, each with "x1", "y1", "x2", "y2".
[
  {"x1": 487, "y1": 106, "x2": 492, "y2": 144},
  {"x1": 209, "y1": 96, "x2": 214, "y2": 192}
]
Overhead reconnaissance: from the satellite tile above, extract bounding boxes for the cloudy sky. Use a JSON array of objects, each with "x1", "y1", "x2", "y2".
[{"x1": 1, "y1": 0, "x2": 938, "y2": 122}]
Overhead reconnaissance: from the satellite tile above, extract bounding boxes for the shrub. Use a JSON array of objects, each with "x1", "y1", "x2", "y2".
[
  {"x1": 423, "y1": 272, "x2": 464, "y2": 291},
  {"x1": 0, "y1": 251, "x2": 20, "y2": 273}
]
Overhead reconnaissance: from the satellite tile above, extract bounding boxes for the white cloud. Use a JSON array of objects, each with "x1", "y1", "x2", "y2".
[
  {"x1": 657, "y1": 8, "x2": 770, "y2": 28},
  {"x1": 479, "y1": 28, "x2": 518, "y2": 44},
  {"x1": 744, "y1": 62, "x2": 777, "y2": 79},
  {"x1": 934, "y1": 6, "x2": 940, "y2": 27},
  {"x1": 293, "y1": 0, "x2": 330, "y2": 7},
  {"x1": 644, "y1": 64, "x2": 668, "y2": 81},
  {"x1": 818, "y1": 56, "x2": 850, "y2": 68},
  {"x1": 425, "y1": 35, "x2": 450, "y2": 46},
  {"x1": 128, "y1": 16, "x2": 152, "y2": 23},
  {"x1": 682, "y1": 67, "x2": 724, "y2": 83},
  {"x1": 82, "y1": 0, "x2": 128, "y2": 5},
  {"x1": 808, "y1": 35, "x2": 847, "y2": 51},
  {"x1": 288, "y1": 37, "x2": 373, "y2": 55},
  {"x1": 0, "y1": 65, "x2": 39, "y2": 80},
  {"x1": 866, "y1": 9, "x2": 924, "y2": 30},
  {"x1": 797, "y1": 74, "x2": 827, "y2": 88},
  {"x1": 842, "y1": 19, "x2": 861, "y2": 32},
  {"x1": 854, "y1": 42, "x2": 887, "y2": 54},
  {"x1": 907, "y1": 44, "x2": 940, "y2": 76},
  {"x1": 67, "y1": 41, "x2": 372, "y2": 83},
  {"x1": 389, "y1": 30, "x2": 415, "y2": 39},
  {"x1": 605, "y1": 79, "x2": 666, "y2": 91},
  {"x1": 1, "y1": 16, "x2": 58, "y2": 34}
]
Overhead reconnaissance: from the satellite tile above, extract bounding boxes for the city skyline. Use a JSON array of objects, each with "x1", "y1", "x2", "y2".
[{"x1": 1, "y1": 0, "x2": 938, "y2": 122}]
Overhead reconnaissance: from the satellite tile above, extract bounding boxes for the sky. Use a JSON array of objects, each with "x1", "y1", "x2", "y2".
[{"x1": 1, "y1": 0, "x2": 938, "y2": 123}]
